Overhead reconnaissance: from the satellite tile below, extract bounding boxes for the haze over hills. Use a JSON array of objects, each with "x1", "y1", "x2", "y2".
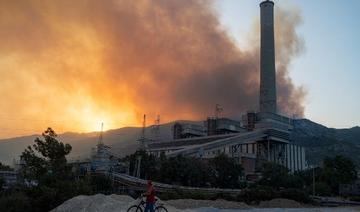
[
  {"x1": 0, "y1": 121, "x2": 196, "y2": 165},
  {"x1": 0, "y1": 119, "x2": 359, "y2": 167}
]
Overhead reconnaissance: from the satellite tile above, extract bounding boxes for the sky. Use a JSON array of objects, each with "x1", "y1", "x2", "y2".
[
  {"x1": 0, "y1": 0, "x2": 358, "y2": 139},
  {"x1": 217, "y1": 0, "x2": 360, "y2": 128}
]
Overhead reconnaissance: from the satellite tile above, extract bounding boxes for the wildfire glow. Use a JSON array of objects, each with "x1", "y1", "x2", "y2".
[{"x1": 0, "y1": 0, "x2": 305, "y2": 138}]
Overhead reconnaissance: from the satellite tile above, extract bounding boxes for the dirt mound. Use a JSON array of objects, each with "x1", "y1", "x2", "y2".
[
  {"x1": 51, "y1": 194, "x2": 134, "y2": 212},
  {"x1": 259, "y1": 198, "x2": 302, "y2": 208},
  {"x1": 166, "y1": 199, "x2": 251, "y2": 209},
  {"x1": 51, "y1": 194, "x2": 181, "y2": 212}
]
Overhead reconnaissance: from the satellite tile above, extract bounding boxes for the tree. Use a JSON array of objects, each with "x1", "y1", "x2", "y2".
[
  {"x1": 259, "y1": 162, "x2": 304, "y2": 189},
  {"x1": 158, "y1": 155, "x2": 211, "y2": 187},
  {"x1": 320, "y1": 155, "x2": 357, "y2": 194},
  {"x1": 0, "y1": 162, "x2": 13, "y2": 171},
  {"x1": 128, "y1": 150, "x2": 158, "y2": 179},
  {"x1": 126, "y1": 152, "x2": 243, "y2": 188},
  {"x1": 20, "y1": 128, "x2": 72, "y2": 182},
  {"x1": 1, "y1": 128, "x2": 109, "y2": 212},
  {"x1": 0, "y1": 177, "x2": 4, "y2": 192},
  {"x1": 209, "y1": 153, "x2": 243, "y2": 188}
]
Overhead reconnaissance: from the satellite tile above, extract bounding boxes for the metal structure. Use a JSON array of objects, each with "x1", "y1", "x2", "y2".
[
  {"x1": 148, "y1": 120, "x2": 306, "y2": 175},
  {"x1": 70, "y1": 123, "x2": 129, "y2": 175},
  {"x1": 151, "y1": 115, "x2": 161, "y2": 141},
  {"x1": 134, "y1": 114, "x2": 148, "y2": 177},
  {"x1": 90, "y1": 123, "x2": 113, "y2": 172},
  {"x1": 138, "y1": 114, "x2": 147, "y2": 150},
  {"x1": 173, "y1": 122, "x2": 206, "y2": 139},
  {"x1": 214, "y1": 104, "x2": 223, "y2": 119},
  {"x1": 141, "y1": 114, "x2": 146, "y2": 140},
  {"x1": 109, "y1": 171, "x2": 242, "y2": 195},
  {"x1": 205, "y1": 118, "x2": 245, "y2": 136},
  {"x1": 98, "y1": 122, "x2": 104, "y2": 145},
  {"x1": 132, "y1": 156, "x2": 142, "y2": 178}
]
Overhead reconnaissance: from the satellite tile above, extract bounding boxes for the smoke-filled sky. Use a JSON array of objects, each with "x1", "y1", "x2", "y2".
[
  {"x1": 220, "y1": 0, "x2": 360, "y2": 129},
  {"x1": 0, "y1": 0, "x2": 358, "y2": 138}
]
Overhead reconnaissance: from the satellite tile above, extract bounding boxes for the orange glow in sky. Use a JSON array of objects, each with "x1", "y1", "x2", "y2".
[{"x1": 0, "y1": 0, "x2": 305, "y2": 138}]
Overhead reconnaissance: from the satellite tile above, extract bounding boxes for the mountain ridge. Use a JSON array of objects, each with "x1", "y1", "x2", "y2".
[{"x1": 0, "y1": 119, "x2": 359, "y2": 167}]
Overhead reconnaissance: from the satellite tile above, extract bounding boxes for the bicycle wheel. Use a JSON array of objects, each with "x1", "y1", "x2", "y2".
[
  {"x1": 155, "y1": 206, "x2": 168, "y2": 212},
  {"x1": 127, "y1": 205, "x2": 143, "y2": 212}
]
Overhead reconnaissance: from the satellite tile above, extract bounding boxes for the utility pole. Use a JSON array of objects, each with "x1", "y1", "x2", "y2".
[
  {"x1": 152, "y1": 114, "x2": 160, "y2": 141},
  {"x1": 267, "y1": 137, "x2": 270, "y2": 162},
  {"x1": 136, "y1": 156, "x2": 142, "y2": 178},
  {"x1": 139, "y1": 114, "x2": 146, "y2": 150},
  {"x1": 141, "y1": 114, "x2": 146, "y2": 140},
  {"x1": 134, "y1": 114, "x2": 146, "y2": 178},
  {"x1": 98, "y1": 122, "x2": 104, "y2": 145},
  {"x1": 313, "y1": 166, "x2": 316, "y2": 196}
]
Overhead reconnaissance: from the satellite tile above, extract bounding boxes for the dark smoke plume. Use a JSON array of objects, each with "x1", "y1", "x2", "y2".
[{"x1": 0, "y1": 0, "x2": 306, "y2": 137}]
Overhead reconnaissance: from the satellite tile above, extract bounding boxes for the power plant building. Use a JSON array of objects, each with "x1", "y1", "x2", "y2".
[{"x1": 146, "y1": 0, "x2": 306, "y2": 178}]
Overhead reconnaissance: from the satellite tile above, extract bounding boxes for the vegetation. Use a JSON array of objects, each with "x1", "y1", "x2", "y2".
[
  {"x1": 21, "y1": 128, "x2": 72, "y2": 182},
  {"x1": 0, "y1": 162, "x2": 13, "y2": 171},
  {"x1": 127, "y1": 150, "x2": 243, "y2": 188},
  {"x1": 0, "y1": 128, "x2": 112, "y2": 212},
  {"x1": 127, "y1": 151, "x2": 358, "y2": 204},
  {"x1": 257, "y1": 162, "x2": 303, "y2": 189},
  {"x1": 320, "y1": 155, "x2": 357, "y2": 194}
]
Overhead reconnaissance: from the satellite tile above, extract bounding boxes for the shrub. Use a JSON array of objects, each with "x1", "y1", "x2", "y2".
[
  {"x1": 278, "y1": 188, "x2": 310, "y2": 203},
  {"x1": 238, "y1": 186, "x2": 275, "y2": 204},
  {"x1": 349, "y1": 196, "x2": 360, "y2": 202},
  {"x1": 314, "y1": 182, "x2": 332, "y2": 196},
  {"x1": 0, "y1": 192, "x2": 31, "y2": 212}
]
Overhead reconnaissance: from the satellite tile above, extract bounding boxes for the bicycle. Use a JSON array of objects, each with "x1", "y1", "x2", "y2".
[{"x1": 127, "y1": 196, "x2": 168, "y2": 212}]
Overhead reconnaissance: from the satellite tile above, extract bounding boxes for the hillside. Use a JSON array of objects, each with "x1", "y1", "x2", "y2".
[
  {"x1": 0, "y1": 119, "x2": 359, "y2": 167},
  {"x1": 0, "y1": 121, "x2": 196, "y2": 165},
  {"x1": 293, "y1": 119, "x2": 360, "y2": 166}
]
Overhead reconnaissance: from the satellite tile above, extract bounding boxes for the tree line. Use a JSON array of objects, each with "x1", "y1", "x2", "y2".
[
  {"x1": 125, "y1": 150, "x2": 243, "y2": 188},
  {"x1": 126, "y1": 149, "x2": 358, "y2": 202}
]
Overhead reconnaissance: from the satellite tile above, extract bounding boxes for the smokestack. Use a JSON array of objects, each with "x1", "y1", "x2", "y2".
[{"x1": 259, "y1": 0, "x2": 277, "y2": 114}]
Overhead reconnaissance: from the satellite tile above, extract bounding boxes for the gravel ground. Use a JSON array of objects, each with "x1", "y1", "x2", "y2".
[
  {"x1": 166, "y1": 199, "x2": 251, "y2": 210},
  {"x1": 258, "y1": 198, "x2": 302, "y2": 208},
  {"x1": 51, "y1": 194, "x2": 360, "y2": 212}
]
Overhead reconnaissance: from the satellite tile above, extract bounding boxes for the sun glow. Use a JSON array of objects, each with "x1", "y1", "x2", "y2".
[{"x1": 63, "y1": 96, "x2": 139, "y2": 133}]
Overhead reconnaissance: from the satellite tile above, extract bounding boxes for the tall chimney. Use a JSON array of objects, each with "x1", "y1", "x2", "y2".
[{"x1": 259, "y1": 0, "x2": 277, "y2": 114}]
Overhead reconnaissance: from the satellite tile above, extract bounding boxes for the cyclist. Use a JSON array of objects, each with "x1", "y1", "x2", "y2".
[{"x1": 142, "y1": 180, "x2": 156, "y2": 212}]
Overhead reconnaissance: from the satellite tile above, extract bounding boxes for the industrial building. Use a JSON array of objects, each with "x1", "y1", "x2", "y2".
[
  {"x1": 173, "y1": 122, "x2": 206, "y2": 139},
  {"x1": 69, "y1": 124, "x2": 128, "y2": 175},
  {"x1": 145, "y1": 0, "x2": 307, "y2": 178},
  {"x1": 0, "y1": 171, "x2": 18, "y2": 188}
]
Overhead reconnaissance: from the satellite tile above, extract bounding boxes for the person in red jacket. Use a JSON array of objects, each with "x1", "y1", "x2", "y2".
[{"x1": 143, "y1": 180, "x2": 156, "y2": 212}]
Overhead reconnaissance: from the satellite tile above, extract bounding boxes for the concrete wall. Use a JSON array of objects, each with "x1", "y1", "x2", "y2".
[{"x1": 260, "y1": 0, "x2": 277, "y2": 114}]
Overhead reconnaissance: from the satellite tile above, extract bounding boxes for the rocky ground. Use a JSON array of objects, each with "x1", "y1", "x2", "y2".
[{"x1": 51, "y1": 194, "x2": 360, "y2": 212}]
